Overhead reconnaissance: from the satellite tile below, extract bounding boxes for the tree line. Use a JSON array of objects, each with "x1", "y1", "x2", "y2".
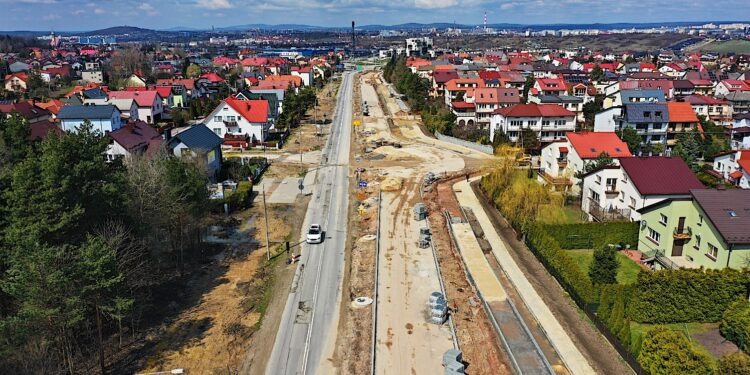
[{"x1": 0, "y1": 114, "x2": 211, "y2": 374}]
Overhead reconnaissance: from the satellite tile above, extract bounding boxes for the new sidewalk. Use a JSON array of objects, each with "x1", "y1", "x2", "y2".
[{"x1": 453, "y1": 179, "x2": 596, "y2": 375}]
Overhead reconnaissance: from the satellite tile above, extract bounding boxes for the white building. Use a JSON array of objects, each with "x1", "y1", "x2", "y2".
[
  {"x1": 203, "y1": 97, "x2": 270, "y2": 143},
  {"x1": 489, "y1": 103, "x2": 576, "y2": 144},
  {"x1": 580, "y1": 156, "x2": 705, "y2": 221},
  {"x1": 405, "y1": 37, "x2": 433, "y2": 57}
]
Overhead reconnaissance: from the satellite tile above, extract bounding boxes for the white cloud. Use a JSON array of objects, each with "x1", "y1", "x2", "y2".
[
  {"x1": 43, "y1": 14, "x2": 60, "y2": 20},
  {"x1": 195, "y1": 0, "x2": 232, "y2": 9},
  {"x1": 138, "y1": 3, "x2": 159, "y2": 16},
  {"x1": 93, "y1": 7, "x2": 105, "y2": 14},
  {"x1": 414, "y1": 0, "x2": 458, "y2": 8}
]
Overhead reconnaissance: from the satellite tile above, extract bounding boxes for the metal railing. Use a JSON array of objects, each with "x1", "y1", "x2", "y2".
[{"x1": 588, "y1": 198, "x2": 631, "y2": 222}]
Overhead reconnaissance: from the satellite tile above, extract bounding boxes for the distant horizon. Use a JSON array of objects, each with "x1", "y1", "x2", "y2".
[
  {"x1": 1, "y1": 0, "x2": 748, "y2": 32},
  {"x1": 2, "y1": 19, "x2": 749, "y2": 34}
]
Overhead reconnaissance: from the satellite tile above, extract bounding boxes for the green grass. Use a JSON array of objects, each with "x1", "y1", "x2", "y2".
[
  {"x1": 701, "y1": 39, "x2": 750, "y2": 54},
  {"x1": 561, "y1": 205, "x2": 586, "y2": 223},
  {"x1": 567, "y1": 249, "x2": 643, "y2": 284}
]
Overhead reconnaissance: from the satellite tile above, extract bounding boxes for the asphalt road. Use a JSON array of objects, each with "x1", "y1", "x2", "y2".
[{"x1": 266, "y1": 71, "x2": 354, "y2": 375}]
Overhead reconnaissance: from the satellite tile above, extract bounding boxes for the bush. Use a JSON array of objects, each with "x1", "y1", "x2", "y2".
[
  {"x1": 526, "y1": 224, "x2": 596, "y2": 303},
  {"x1": 722, "y1": 299, "x2": 750, "y2": 352},
  {"x1": 638, "y1": 327, "x2": 716, "y2": 375},
  {"x1": 544, "y1": 222, "x2": 639, "y2": 249},
  {"x1": 718, "y1": 352, "x2": 750, "y2": 375},
  {"x1": 630, "y1": 268, "x2": 750, "y2": 324},
  {"x1": 225, "y1": 181, "x2": 253, "y2": 211},
  {"x1": 590, "y1": 245, "x2": 619, "y2": 284}
]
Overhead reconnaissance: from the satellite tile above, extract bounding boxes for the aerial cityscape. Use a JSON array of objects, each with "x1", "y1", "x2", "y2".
[{"x1": 1, "y1": 2, "x2": 750, "y2": 375}]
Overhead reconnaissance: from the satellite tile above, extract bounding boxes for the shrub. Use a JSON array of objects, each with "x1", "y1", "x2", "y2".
[
  {"x1": 225, "y1": 181, "x2": 253, "y2": 211},
  {"x1": 630, "y1": 268, "x2": 750, "y2": 324},
  {"x1": 590, "y1": 245, "x2": 619, "y2": 284},
  {"x1": 638, "y1": 327, "x2": 716, "y2": 375},
  {"x1": 526, "y1": 224, "x2": 596, "y2": 303},
  {"x1": 718, "y1": 352, "x2": 750, "y2": 375},
  {"x1": 544, "y1": 222, "x2": 639, "y2": 250},
  {"x1": 721, "y1": 299, "x2": 750, "y2": 352}
]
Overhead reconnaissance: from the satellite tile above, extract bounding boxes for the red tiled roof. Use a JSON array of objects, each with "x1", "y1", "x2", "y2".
[
  {"x1": 224, "y1": 97, "x2": 268, "y2": 123},
  {"x1": 445, "y1": 78, "x2": 486, "y2": 92},
  {"x1": 156, "y1": 78, "x2": 195, "y2": 90},
  {"x1": 559, "y1": 146, "x2": 569, "y2": 153},
  {"x1": 29, "y1": 120, "x2": 62, "y2": 141},
  {"x1": 665, "y1": 102, "x2": 699, "y2": 123},
  {"x1": 729, "y1": 170, "x2": 744, "y2": 179},
  {"x1": 108, "y1": 91, "x2": 161, "y2": 108},
  {"x1": 200, "y1": 72, "x2": 225, "y2": 83},
  {"x1": 35, "y1": 99, "x2": 66, "y2": 115},
  {"x1": 619, "y1": 157, "x2": 704, "y2": 195},
  {"x1": 494, "y1": 103, "x2": 575, "y2": 117},
  {"x1": 154, "y1": 86, "x2": 173, "y2": 98},
  {"x1": 536, "y1": 78, "x2": 567, "y2": 91},
  {"x1": 565, "y1": 132, "x2": 632, "y2": 159},
  {"x1": 451, "y1": 101, "x2": 475, "y2": 109},
  {"x1": 683, "y1": 95, "x2": 727, "y2": 105},
  {"x1": 4, "y1": 72, "x2": 28, "y2": 82},
  {"x1": 108, "y1": 120, "x2": 162, "y2": 152}
]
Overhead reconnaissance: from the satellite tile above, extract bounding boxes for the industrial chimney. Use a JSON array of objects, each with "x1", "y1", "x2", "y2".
[{"x1": 351, "y1": 21, "x2": 356, "y2": 56}]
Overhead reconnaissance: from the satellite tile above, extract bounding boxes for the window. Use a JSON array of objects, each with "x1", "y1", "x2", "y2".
[
  {"x1": 644, "y1": 111, "x2": 651, "y2": 118},
  {"x1": 213, "y1": 128, "x2": 221, "y2": 135},
  {"x1": 555, "y1": 120, "x2": 566, "y2": 126},
  {"x1": 542, "y1": 120, "x2": 550, "y2": 126},
  {"x1": 697, "y1": 215, "x2": 703, "y2": 226},
  {"x1": 590, "y1": 190, "x2": 600, "y2": 202},
  {"x1": 214, "y1": 116, "x2": 222, "y2": 122},
  {"x1": 595, "y1": 175, "x2": 602, "y2": 185},
  {"x1": 606, "y1": 178, "x2": 617, "y2": 191},
  {"x1": 510, "y1": 120, "x2": 523, "y2": 127},
  {"x1": 647, "y1": 227, "x2": 660, "y2": 245},
  {"x1": 659, "y1": 214, "x2": 668, "y2": 226},
  {"x1": 630, "y1": 197, "x2": 636, "y2": 209},
  {"x1": 694, "y1": 234, "x2": 701, "y2": 250},
  {"x1": 707, "y1": 243, "x2": 718, "y2": 260}
]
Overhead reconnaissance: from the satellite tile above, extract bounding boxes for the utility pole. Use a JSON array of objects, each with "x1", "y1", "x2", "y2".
[{"x1": 263, "y1": 184, "x2": 270, "y2": 261}]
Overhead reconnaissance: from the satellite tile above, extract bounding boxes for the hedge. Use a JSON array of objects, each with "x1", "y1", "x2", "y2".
[
  {"x1": 225, "y1": 181, "x2": 253, "y2": 212},
  {"x1": 629, "y1": 268, "x2": 750, "y2": 324},
  {"x1": 526, "y1": 224, "x2": 597, "y2": 303},
  {"x1": 719, "y1": 352, "x2": 750, "y2": 374},
  {"x1": 721, "y1": 299, "x2": 750, "y2": 353},
  {"x1": 543, "y1": 222, "x2": 639, "y2": 250},
  {"x1": 638, "y1": 327, "x2": 716, "y2": 375}
]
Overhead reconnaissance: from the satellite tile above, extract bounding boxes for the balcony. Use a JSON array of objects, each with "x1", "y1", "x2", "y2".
[
  {"x1": 588, "y1": 198, "x2": 631, "y2": 222},
  {"x1": 538, "y1": 169, "x2": 572, "y2": 186},
  {"x1": 556, "y1": 158, "x2": 568, "y2": 167},
  {"x1": 223, "y1": 120, "x2": 239, "y2": 127},
  {"x1": 673, "y1": 226, "x2": 692, "y2": 240},
  {"x1": 604, "y1": 185, "x2": 619, "y2": 195}
]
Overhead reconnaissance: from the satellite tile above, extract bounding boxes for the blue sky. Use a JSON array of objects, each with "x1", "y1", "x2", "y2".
[{"x1": 1, "y1": 0, "x2": 748, "y2": 31}]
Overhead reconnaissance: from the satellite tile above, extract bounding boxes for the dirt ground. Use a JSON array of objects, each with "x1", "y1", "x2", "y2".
[
  {"x1": 472, "y1": 183, "x2": 633, "y2": 375},
  {"x1": 135, "y1": 198, "x2": 304, "y2": 375},
  {"x1": 425, "y1": 176, "x2": 512, "y2": 375},
  {"x1": 328, "y1": 71, "x2": 509, "y2": 375}
]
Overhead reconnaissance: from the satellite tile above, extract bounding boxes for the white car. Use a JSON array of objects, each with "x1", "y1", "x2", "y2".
[{"x1": 306, "y1": 224, "x2": 323, "y2": 244}]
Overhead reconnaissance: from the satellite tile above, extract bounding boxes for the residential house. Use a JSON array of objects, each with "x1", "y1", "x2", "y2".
[
  {"x1": 4, "y1": 72, "x2": 28, "y2": 92},
  {"x1": 531, "y1": 77, "x2": 568, "y2": 97},
  {"x1": 125, "y1": 74, "x2": 147, "y2": 87},
  {"x1": 82, "y1": 70, "x2": 103, "y2": 84},
  {"x1": 529, "y1": 95, "x2": 585, "y2": 123},
  {"x1": 581, "y1": 156, "x2": 704, "y2": 222},
  {"x1": 712, "y1": 150, "x2": 750, "y2": 188},
  {"x1": 595, "y1": 103, "x2": 669, "y2": 152},
  {"x1": 431, "y1": 70, "x2": 459, "y2": 97},
  {"x1": 108, "y1": 91, "x2": 163, "y2": 124},
  {"x1": 724, "y1": 91, "x2": 750, "y2": 114},
  {"x1": 471, "y1": 88, "x2": 519, "y2": 128},
  {"x1": 58, "y1": 104, "x2": 122, "y2": 133},
  {"x1": 603, "y1": 89, "x2": 666, "y2": 109},
  {"x1": 539, "y1": 131, "x2": 632, "y2": 193},
  {"x1": 714, "y1": 80, "x2": 750, "y2": 97},
  {"x1": 489, "y1": 103, "x2": 576, "y2": 144},
  {"x1": 444, "y1": 78, "x2": 485, "y2": 105},
  {"x1": 637, "y1": 189, "x2": 750, "y2": 270},
  {"x1": 683, "y1": 95, "x2": 732, "y2": 126},
  {"x1": 291, "y1": 66, "x2": 313, "y2": 87},
  {"x1": 106, "y1": 120, "x2": 163, "y2": 161},
  {"x1": 729, "y1": 113, "x2": 750, "y2": 150},
  {"x1": 665, "y1": 102, "x2": 701, "y2": 149},
  {"x1": 166, "y1": 124, "x2": 223, "y2": 181},
  {"x1": 0, "y1": 101, "x2": 52, "y2": 123},
  {"x1": 204, "y1": 96, "x2": 270, "y2": 144}
]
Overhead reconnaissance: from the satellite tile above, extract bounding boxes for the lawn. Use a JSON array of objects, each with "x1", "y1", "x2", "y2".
[
  {"x1": 567, "y1": 249, "x2": 643, "y2": 284},
  {"x1": 700, "y1": 39, "x2": 750, "y2": 54}
]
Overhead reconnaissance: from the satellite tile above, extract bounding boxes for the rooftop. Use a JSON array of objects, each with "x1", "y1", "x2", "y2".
[
  {"x1": 691, "y1": 189, "x2": 750, "y2": 245},
  {"x1": 619, "y1": 156, "x2": 704, "y2": 196}
]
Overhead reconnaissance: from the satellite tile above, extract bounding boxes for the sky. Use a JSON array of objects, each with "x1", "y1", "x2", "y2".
[{"x1": 0, "y1": 0, "x2": 749, "y2": 31}]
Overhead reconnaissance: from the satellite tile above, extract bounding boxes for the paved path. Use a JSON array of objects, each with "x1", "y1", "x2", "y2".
[
  {"x1": 267, "y1": 177, "x2": 301, "y2": 204},
  {"x1": 266, "y1": 71, "x2": 354, "y2": 375},
  {"x1": 453, "y1": 179, "x2": 597, "y2": 375}
]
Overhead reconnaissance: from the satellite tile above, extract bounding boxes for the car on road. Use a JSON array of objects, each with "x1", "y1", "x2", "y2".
[{"x1": 307, "y1": 224, "x2": 323, "y2": 244}]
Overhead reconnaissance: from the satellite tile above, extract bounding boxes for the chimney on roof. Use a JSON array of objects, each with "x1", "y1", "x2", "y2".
[{"x1": 164, "y1": 128, "x2": 172, "y2": 142}]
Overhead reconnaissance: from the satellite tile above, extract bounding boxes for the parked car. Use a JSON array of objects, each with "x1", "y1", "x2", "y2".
[{"x1": 306, "y1": 224, "x2": 323, "y2": 244}]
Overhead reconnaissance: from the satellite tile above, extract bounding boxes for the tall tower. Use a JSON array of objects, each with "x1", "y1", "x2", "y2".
[
  {"x1": 351, "y1": 21, "x2": 356, "y2": 55},
  {"x1": 484, "y1": 12, "x2": 487, "y2": 32}
]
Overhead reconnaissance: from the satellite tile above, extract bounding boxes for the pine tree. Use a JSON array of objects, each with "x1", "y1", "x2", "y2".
[{"x1": 590, "y1": 245, "x2": 619, "y2": 284}]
